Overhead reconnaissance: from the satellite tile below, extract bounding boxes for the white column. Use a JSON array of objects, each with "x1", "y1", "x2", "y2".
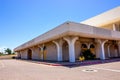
[
  {"x1": 107, "y1": 44, "x2": 111, "y2": 58},
  {"x1": 64, "y1": 37, "x2": 78, "y2": 62},
  {"x1": 96, "y1": 39, "x2": 108, "y2": 60},
  {"x1": 84, "y1": 43, "x2": 90, "y2": 49},
  {"x1": 53, "y1": 39, "x2": 63, "y2": 61},
  {"x1": 81, "y1": 43, "x2": 89, "y2": 49},
  {"x1": 87, "y1": 43, "x2": 93, "y2": 49}
]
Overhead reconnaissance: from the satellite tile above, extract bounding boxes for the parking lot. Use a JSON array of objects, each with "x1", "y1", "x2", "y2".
[{"x1": 0, "y1": 59, "x2": 120, "y2": 80}]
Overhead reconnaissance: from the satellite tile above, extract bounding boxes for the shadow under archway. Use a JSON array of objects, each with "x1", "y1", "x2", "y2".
[
  {"x1": 62, "y1": 41, "x2": 69, "y2": 61},
  {"x1": 27, "y1": 49, "x2": 32, "y2": 60}
]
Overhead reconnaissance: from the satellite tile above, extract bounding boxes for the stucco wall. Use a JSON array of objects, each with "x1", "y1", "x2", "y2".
[
  {"x1": 101, "y1": 24, "x2": 113, "y2": 30},
  {"x1": 104, "y1": 44, "x2": 109, "y2": 58},
  {"x1": 75, "y1": 41, "x2": 81, "y2": 59},
  {"x1": 20, "y1": 50, "x2": 27, "y2": 59},
  {"x1": 32, "y1": 47, "x2": 40, "y2": 60},
  {"x1": 46, "y1": 42, "x2": 57, "y2": 61},
  {"x1": 81, "y1": 7, "x2": 120, "y2": 27},
  {"x1": 62, "y1": 41, "x2": 69, "y2": 61},
  {"x1": 17, "y1": 52, "x2": 21, "y2": 58},
  {"x1": 109, "y1": 45, "x2": 118, "y2": 57}
]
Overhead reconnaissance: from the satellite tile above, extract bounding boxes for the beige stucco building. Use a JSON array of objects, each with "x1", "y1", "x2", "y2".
[{"x1": 14, "y1": 6, "x2": 120, "y2": 62}]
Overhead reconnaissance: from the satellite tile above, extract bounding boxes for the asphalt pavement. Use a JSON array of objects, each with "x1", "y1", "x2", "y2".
[{"x1": 0, "y1": 59, "x2": 120, "y2": 80}]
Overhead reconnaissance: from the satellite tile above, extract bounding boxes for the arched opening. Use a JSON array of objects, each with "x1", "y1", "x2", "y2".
[
  {"x1": 80, "y1": 43, "x2": 96, "y2": 60},
  {"x1": 62, "y1": 41, "x2": 69, "y2": 61},
  {"x1": 109, "y1": 45, "x2": 114, "y2": 58},
  {"x1": 90, "y1": 44, "x2": 95, "y2": 48},
  {"x1": 90, "y1": 44, "x2": 96, "y2": 58},
  {"x1": 81, "y1": 44, "x2": 87, "y2": 52},
  {"x1": 27, "y1": 49, "x2": 32, "y2": 60},
  {"x1": 90, "y1": 44, "x2": 95, "y2": 54},
  {"x1": 114, "y1": 44, "x2": 119, "y2": 57},
  {"x1": 19, "y1": 53, "x2": 21, "y2": 59},
  {"x1": 110, "y1": 42, "x2": 119, "y2": 58}
]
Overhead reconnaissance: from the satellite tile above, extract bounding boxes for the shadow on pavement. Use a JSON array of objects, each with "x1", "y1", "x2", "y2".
[{"x1": 16, "y1": 57, "x2": 120, "y2": 68}]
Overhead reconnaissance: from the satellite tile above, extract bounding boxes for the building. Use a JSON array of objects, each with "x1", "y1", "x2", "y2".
[{"x1": 14, "y1": 6, "x2": 120, "y2": 62}]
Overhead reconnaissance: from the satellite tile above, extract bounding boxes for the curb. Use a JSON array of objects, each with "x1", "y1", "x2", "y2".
[{"x1": 17, "y1": 59, "x2": 120, "y2": 67}]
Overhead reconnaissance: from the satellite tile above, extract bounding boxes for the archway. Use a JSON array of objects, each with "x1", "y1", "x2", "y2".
[
  {"x1": 90, "y1": 44, "x2": 95, "y2": 54},
  {"x1": 109, "y1": 44, "x2": 119, "y2": 58},
  {"x1": 104, "y1": 43, "x2": 109, "y2": 59},
  {"x1": 90, "y1": 44, "x2": 96, "y2": 58},
  {"x1": 19, "y1": 53, "x2": 21, "y2": 59},
  {"x1": 27, "y1": 49, "x2": 32, "y2": 60},
  {"x1": 81, "y1": 44, "x2": 87, "y2": 53},
  {"x1": 81, "y1": 43, "x2": 96, "y2": 60},
  {"x1": 62, "y1": 41, "x2": 69, "y2": 61},
  {"x1": 114, "y1": 44, "x2": 119, "y2": 57}
]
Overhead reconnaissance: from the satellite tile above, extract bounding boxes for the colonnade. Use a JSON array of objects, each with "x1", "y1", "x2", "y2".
[{"x1": 17, "y1": 36, "x2": 120, "y2": 62}]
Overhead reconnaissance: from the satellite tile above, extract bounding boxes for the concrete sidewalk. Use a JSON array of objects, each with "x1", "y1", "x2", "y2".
[{"x1": 17, "y1": 58, "x2": 120, "y2": 67}]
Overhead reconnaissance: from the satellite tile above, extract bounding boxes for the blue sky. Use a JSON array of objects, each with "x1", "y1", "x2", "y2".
[{"x1": 0, "y1": 0, "x2": 120, "y2": 51}]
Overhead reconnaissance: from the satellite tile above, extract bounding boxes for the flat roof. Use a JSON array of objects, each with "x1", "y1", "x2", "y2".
[
  {"x1": 81, "y1": 6, "x2": 120, "y2": 27},
  {"x1": 14, "y1": 21, "x2": 120, "y2": 51}
]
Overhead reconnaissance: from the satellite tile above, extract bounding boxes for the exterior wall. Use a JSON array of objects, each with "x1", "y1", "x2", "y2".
[
  {"x1": 101, "y1": 22, "x2": 120, "y2": 31},
  {"x1": 114, "y1": 49, "x2": 118, "y2": 57},
  {"x1": 46, "y1": 42, "x2": 57, "y2": 61},
  {"x1": 17, "y1": 52, "x2": 21, "y2": 58},
  {"x1": 68, "y1": 22, "x2": 120, "y2": 39},
  {"x1": 32, "y1": 47, "x2": 40, "y2": 60},
  {"x1": 81, "y1": 7, "x2": 120, "y2": 27},
  {"x1": 75, "y1": 40, "x2": 81, "y2": 59},
  {"x1": 20, "y1": 50, "x2": 27, "y2": 59},
  {"x1": 62, "y1": 41, "x2": 69, "y2": 61},
  {"x1": 110, "y1": 45, "x2": 118, "y2": 57},
  {"x1": 111, "y1": 45, "x2": 114, "y2": 57},
  {"x1": 104, "y1": 44, "x2": 109, "y2": 59},
  {"x1": 16, "y1": 37, "x2": 120, "y2": 62},
  {"x1": 101, "y1": 25, "x2": 113, "y2": 30}
]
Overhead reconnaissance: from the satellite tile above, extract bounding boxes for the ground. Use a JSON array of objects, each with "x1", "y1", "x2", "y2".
[
  {"x1": 0, "y1": 54, "x2": 16, "y2": 59},
  {"x1": 0, "y1": 59, "x2": 120, "y2": 80}
]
